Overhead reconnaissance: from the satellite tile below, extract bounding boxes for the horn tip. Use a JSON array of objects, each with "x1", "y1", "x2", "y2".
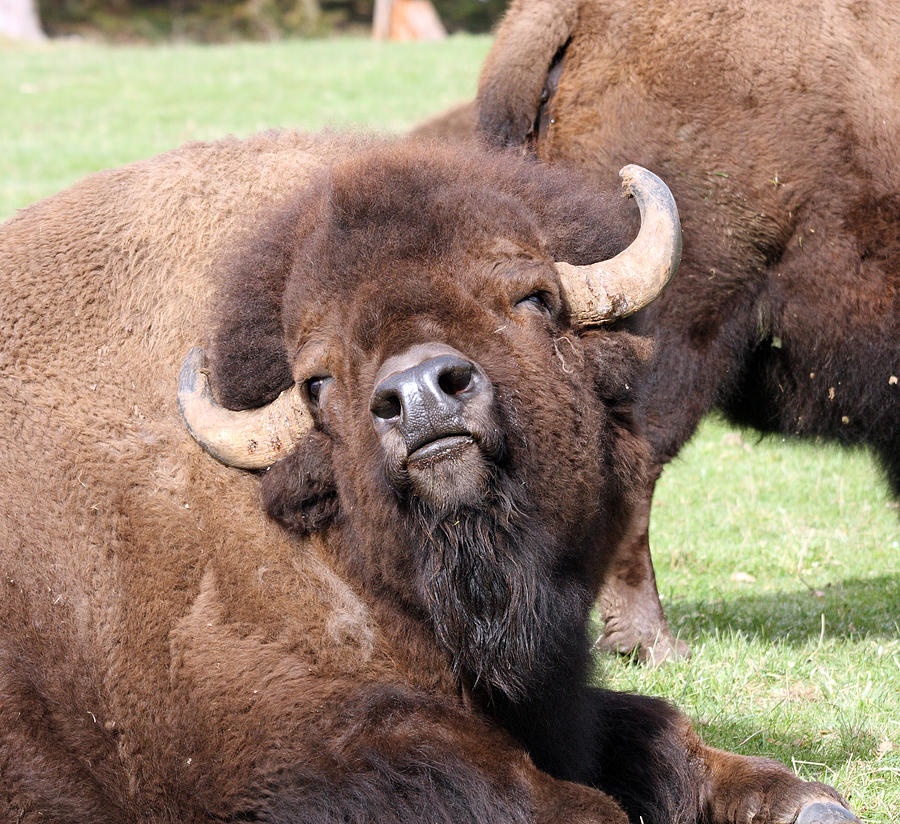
[
  {"x1": 618, "y1": 164, "x2": 662, "y2": 198},
  {"x1": 177, "y1": 347, "x2": 210, "y2": 409}
]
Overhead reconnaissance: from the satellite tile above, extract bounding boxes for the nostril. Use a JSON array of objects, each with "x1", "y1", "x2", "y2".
[
  {"x1": 371, "y1": 391, "x2": 402, "y2": 421},
  {"x1": 437, "y1": 363, "x2": 474, "y2": 397}
]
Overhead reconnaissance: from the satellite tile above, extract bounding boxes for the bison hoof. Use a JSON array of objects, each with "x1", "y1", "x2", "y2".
[
  {"x1": 795, "y1": 801, "x2": 861, "y2": 824},
  {"x1": 597, "y1": 626, "x2": 691, "y2": 666},
  {"x1": 643, "y1": 634, "x2": 691, "y2": 666}
]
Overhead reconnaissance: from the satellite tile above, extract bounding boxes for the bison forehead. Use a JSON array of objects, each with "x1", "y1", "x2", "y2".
[
  {"x1": 278, "y1": 139, "x2": 632, "y2": 315},
  {"x1": 281, "y1": 250, "x2": 565, "y2": 394},
  {"x1": 211, "y1": 137, "x2": 636, "y2": 414}
]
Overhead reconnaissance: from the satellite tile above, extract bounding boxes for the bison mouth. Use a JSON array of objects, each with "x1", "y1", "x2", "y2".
[
  {"x1": 407, "y1": 433, "x2": 476, "y2": 466},
  {"x1": 399, "y1": 430, "x2": 501, "y2": 513}
]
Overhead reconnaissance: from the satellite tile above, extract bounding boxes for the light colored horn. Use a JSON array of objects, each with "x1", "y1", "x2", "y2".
[
  {"x1": 555, "y1": 164, "x2": 682, "y2": 326},
  {"x1": 177, "y1": 347, "x2": 313, "y2": 470}
]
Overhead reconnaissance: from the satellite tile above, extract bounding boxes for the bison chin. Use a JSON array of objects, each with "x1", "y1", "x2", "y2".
[
  {"x1": 408, "y1": 474, "x2": 588, "y2": 703},
  {"x1": 405, "y1": 437, "x2": 492, "y2": 512},
  {"x1": 382, "y1": 426, "x2": 506, "y2": 514}
]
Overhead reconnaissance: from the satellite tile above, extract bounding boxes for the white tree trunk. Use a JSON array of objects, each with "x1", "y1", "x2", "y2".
[
  {"x1": 373, "y1": 0, "x2": 445, "y2": 41},
  {"x1": 372, "y1": 0, "x2": 394, "y2": 40},
  {"x1": 0, "y1": 0, "x2": 46, "y2": 40}
]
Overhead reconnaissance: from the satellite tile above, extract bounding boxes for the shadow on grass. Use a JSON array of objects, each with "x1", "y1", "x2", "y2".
[
  {"x1": 668, "y1": 574, "x2": 900, "y2": 644},
  {"x1": 694, "y1": 712, "x2": 881, "y2": 772}
]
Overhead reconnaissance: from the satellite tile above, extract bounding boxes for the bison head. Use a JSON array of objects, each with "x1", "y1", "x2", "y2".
[{"x1": 178, "y1": 141, "x2": 680, "y2": 701}]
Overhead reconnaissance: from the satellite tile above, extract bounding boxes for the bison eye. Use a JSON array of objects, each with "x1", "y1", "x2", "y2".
[
  {"x1": 516, "y1": 292, "x2": 550, "y2": 313},
  {"x1": 306, "y1": 376, "x2": 332, "y2": 407}
]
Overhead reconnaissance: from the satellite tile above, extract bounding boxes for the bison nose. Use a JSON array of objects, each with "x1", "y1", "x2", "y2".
[{"x1": 370, "y1": 346, "x2": 489, "y2": 455}]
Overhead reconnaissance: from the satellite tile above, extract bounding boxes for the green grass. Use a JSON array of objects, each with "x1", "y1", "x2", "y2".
[
  {"x1": 599, "y1": 418, "x2": 898, "y2": 823},
  {"x1": 2, "y1": 36, "x2": 897, "y2": 823},
  {"x1": 0, "y1": 35, "x2": 490, "y2": 219}
]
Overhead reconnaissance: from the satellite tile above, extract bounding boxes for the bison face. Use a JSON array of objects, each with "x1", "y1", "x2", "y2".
[
  {"x1": 184, "y1": 140, "x2": 679, "y2": 699},
  {"x1": 281, "y1": 239, "x2": 608, "y2": 524},
  {"x1": 277, "y1": 245, "x2": 633, "y2": 699}
]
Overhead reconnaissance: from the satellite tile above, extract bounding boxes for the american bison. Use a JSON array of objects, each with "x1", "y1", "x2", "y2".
[
  {"x1": 0, "y1": 131, "x2": 858, "y2": 823},
  {"x1": 474, "y1": 0, "x2": 900, "y2": 662}
]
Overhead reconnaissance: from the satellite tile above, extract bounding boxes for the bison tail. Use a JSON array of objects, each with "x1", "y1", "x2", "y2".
[{"x1": 476, "y1": 0, "x2": 580, "y2": 148}]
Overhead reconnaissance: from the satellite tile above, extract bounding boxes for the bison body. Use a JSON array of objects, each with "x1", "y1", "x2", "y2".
[
  {"x1": 476, "y1": 0, "x2": 900, "y2": 661},
  {"x1": 0, "y1": 132, "x2": 855, "y2": 823}
]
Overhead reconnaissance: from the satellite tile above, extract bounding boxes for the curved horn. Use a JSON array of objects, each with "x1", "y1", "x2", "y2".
[
  {"x1": 556, "y1": 164, "x2": 682, "y2": 326},
  {"x1": 177, "y1": 347, "x2": 313, "y2": 470}
]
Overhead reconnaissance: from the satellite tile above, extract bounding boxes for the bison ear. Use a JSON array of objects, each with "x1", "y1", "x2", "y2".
[
  {"x1": 584, "y1": 330, "x2": 655, "y2": 406},
  {"x1": 210, "y1": 206, "x2": 303, "y2": 411},
  {"x1": 476, "y1": 0, "x2": 578, "y2": 147},
  {"x1": 260, "y1": 429, "x2": 339, "y2": 537}
]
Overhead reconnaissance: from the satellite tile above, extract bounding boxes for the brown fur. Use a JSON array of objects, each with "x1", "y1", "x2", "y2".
[
  {"x1": 0, "y1": 133, "x2": 852, "y2": 822},
  {"x1": 410, "y1": 100, "x2": 479, "y2": 142},
  {"x1": 475, "y1": 0, "x2": 900, "y2": 662}
]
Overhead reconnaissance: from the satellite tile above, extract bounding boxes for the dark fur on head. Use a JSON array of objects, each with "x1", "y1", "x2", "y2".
[{"x1": 211, "y1": 140, "x2": 637, "y2": 413}]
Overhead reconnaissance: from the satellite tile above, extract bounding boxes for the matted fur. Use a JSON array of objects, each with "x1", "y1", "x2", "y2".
[
  {"x1": 1, "y1": 134, "x2": 852, "y2": 823},
  {"x1": 474, "y1": 0, "x2": 900, "y2": 662}
]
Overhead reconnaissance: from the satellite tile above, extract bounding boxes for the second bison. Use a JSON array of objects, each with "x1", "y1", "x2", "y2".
[{"x1": 475, "y1": 0, "x2": 900, "y2": 662}]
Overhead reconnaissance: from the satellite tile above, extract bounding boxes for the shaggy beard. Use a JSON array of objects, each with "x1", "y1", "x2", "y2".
[{"x1": 409, "y1": 475, "x2": 583, "y2": 703}]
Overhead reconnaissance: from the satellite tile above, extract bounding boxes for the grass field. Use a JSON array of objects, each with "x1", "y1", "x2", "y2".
[
  {"x1": 0, "y1": 36, "x2": 491, "y2": 218},
  {"x1": 2, "y1": 35, "x2": 898, "y2": 823}
]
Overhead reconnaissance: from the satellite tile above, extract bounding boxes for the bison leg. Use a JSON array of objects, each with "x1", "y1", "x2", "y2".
[
  {"x1": 588, "y1": 689, "x2": 858, "y2": 824},
  {"x1": 596, "y1": 473, "x2": 689, "y2": 664},
  {"x1": 599, "y1": 277, "x2": 764, "y2": 664},
  {"x1": 700, "y1": 744, "x2": 860, "y2": 824},
  {"x1": 224, "y1": 684, "x2": 628, "y2": 824}
]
